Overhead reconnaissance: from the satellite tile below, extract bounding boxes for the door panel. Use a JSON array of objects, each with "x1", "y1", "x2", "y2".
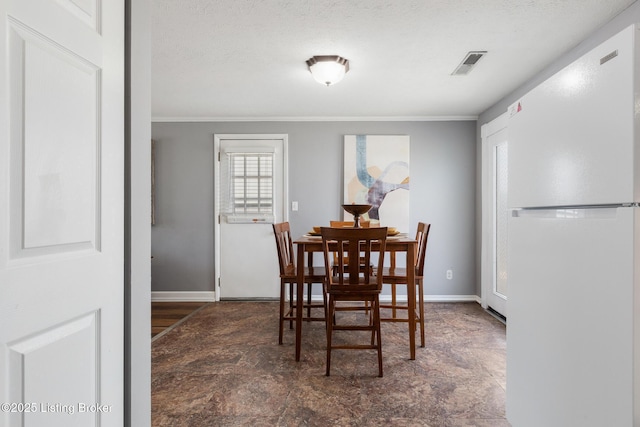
[
  {"x1": 8, "y1": 313, "x2": 98, "y2": 426},
  {"x1": 0, "y1": 1, "x2": 124, "y2": 426},
  {"x1": 10, "y1": 21, "x2": 99, "y2": 256}
]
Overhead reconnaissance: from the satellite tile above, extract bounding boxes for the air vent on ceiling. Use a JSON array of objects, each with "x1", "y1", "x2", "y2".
[
  {"x1": 600, "y1": 50, "x2": 618, "y2": 65},
  {"x1": 451, "y1": 51, "x2": 487, "y2": 76}
]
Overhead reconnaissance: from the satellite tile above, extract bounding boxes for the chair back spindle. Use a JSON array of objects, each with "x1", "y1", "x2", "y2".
[
  {"x1": 273, "y1": 222, "x2": 295, "y2": 274},
  {"x1": 415, "y1": 222, "x2": 431, "y2": 276}
]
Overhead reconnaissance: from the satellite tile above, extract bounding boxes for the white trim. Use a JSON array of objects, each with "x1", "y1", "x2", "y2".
[
  {"x1": 151, "y1": 292, "x2": 481, "y2": 304},
  {"x1": 480, "y1": 112, "x2": 509, "y2": 138},
  {"x1": 422, "y1": 295, "x2": 481, "y2": 303},
  {"x1": 214, "y1": 137, "x2": 221, "y2": 302},
  {"x1": 221, "y1": 146, "x2": 275, "y2": 153},
  {"x1": 480, "y1": 111, "x2": 509, "y2": 315},
  {"x1": 151, "y1": 291, "x2": 216, "y2": 302},
  {"x1": 152, "y1": 115, "x2": 478, "y2": 123}
]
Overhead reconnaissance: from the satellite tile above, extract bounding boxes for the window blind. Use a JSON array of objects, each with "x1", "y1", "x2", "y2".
[{"x1": 220, "y1": 150, "x2": 275, "y2": 223}]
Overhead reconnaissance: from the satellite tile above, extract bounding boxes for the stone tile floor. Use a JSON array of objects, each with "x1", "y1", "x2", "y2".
[{"x1": 152, "y1": 301, "x2": 509, "y2": 426}]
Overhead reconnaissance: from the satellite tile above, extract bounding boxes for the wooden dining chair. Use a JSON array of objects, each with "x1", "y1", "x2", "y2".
[
  {"x1": 272, "y1": 222, "x2": 326, "y2": 345},
  {"x1": 320, "y1": 226, "x2": 388, "y2": 377},
  {"x1": 381, "y1": 222, "x2": 431, "y2": 347}
]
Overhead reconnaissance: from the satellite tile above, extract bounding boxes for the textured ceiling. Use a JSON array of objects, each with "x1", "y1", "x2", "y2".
[{"x1": 152, "y1": 0, "x2": 636, "y2": 120}]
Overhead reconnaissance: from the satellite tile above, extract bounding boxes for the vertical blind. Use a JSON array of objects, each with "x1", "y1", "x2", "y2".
[{"x1": 220, "y1": 150, "x2": 275, "y2": 223}]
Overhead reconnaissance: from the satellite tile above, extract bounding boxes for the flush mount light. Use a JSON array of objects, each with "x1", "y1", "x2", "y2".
[{"x1": 306, "y1": 55, "x2": 350, "y2": 86}]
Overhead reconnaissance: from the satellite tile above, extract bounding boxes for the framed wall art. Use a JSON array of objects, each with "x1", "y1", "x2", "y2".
[{"x1": 343, "y1": 134, "x2": 410, "y2": 232}]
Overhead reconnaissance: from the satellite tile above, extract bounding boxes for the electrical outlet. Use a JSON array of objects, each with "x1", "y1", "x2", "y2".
[
  {"x1": 446, "y1": 269, "x2": 453, "y2": 280},
  {"x1": 292, "y1": 201, "x2": 298, "y2": 211}
]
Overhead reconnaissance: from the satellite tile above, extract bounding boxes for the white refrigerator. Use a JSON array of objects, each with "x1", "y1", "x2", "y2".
[{"x1": 506, "y1": 24, "x2": 640, "y2": 426}]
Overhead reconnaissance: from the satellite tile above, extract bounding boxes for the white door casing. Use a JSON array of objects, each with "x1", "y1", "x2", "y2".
[
  {"x1": 214, "y1": 135, "x2": 288, "y2": 300},
  {"x1": 0, "y1": 1, "x2": 124, "y2": 426},
  {"x1": 481, "y1": 112, "x2": 508, "y2": 318}
]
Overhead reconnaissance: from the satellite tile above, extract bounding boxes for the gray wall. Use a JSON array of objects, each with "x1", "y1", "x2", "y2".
[
  {"x1": 151, "y1": 120, "x2": 478, "y2": 297},
  {"x1": 475, "y1": 1, "x2": 640, "y2": 295}
]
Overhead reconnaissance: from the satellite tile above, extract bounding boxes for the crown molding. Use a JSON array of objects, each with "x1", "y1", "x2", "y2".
[{"x1": 151, "y1": 115, "x2": 478, "y2": 123}]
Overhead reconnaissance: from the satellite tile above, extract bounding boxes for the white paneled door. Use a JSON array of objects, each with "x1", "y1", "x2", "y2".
[
  {"x1": 0, "y1": 1, "x2": 124, "y2": 426},
  {"x1": 215, "y1": 135, "x2": 287, "y2": 299},
  {"x1": 481, "y1": 113, "x2": 508, "y2": 318}
]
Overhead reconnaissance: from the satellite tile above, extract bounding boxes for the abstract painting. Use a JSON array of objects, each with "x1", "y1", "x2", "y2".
[{"x1": 344, "y1": 135, "x2": 410, "y2": 232}]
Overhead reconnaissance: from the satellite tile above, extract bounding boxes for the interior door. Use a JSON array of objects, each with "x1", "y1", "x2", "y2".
[
  {"x1": 0, "y1": 1, "x2": 124, "y2": 426},
  {"x1": 215, "y1": 135, "x2": 287, "y2": 299},
  {"x1": 481, "y1": 113, "x2": 508, "y2": 318}
]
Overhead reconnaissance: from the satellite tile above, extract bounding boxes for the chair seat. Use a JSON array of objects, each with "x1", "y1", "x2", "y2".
[
  {"x1": 327, "y1": 280, "x2": 380, "y2": 295},
  {"x1": 281, "y1": 265, "x2": 327, "y2": 281}
]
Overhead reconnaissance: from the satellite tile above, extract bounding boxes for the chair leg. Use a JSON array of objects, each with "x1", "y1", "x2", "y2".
[
  {"x1": 391, "y1": 283, "x2": 397, "y2": 318},
  {"x1": 278, "y1": 281, "x2": 285, "y2": 345},
  {"x1": 326, "y1": 296, "x2": 335, "y2": 376},
  {"x1": 306, "y1": 282, "x2": 312, "y2": 319},
  {"x1": 323, "y1": 283, "x2": 333, "y2": 325},
  {"x1": 288, "y1": 282, "x2": 294, "y2": 329},
  {"x1": 322, "y1": 283, "x2": 328, "y2": 323},
  {"x1": 374, "y1": 296, "x2": 383, "y2": 377},
  {"x1": 418, "y1": 280, "x2": 425, "y2": 347},
  {"x1": 325, "y1": 294, "x2": 384, "y2": 377},
  {"x1": 370, "y1": 298, "x2": 376, "y2": 346}
]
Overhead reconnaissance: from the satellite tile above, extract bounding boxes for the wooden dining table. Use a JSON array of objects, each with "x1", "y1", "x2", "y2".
[{"x1": 293, "y1": 233, "x2": 418, "y2": 362}]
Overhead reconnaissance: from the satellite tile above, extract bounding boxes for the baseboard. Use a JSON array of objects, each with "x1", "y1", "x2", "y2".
[
  {"x1": 150, "y1": 291, "x2": 480, "y2": 304},
  {"x1": 151, "y1": 291, "x2": 216, "y2": 302},
  {"x1": 422, "y1": 295, "x2": 481, "y2": 303}
]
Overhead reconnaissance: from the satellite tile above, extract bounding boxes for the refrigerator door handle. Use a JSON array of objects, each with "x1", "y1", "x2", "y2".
[{"x1": 511, "y1": 206, "x2": 628, "y2": 219}]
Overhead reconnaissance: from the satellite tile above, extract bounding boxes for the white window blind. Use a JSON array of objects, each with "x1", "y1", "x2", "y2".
[{"x1": 221, "y1": 150, "x2": 275, "y2": 223}]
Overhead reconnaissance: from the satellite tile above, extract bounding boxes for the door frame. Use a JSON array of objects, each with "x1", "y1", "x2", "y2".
[
  {"x1": 213, "y1": 134, "x2": 289, "y2": 301},
  {"x1": 481, "y1": 112, "x2": 509, "y2": 317},
  {"x1": 126, "y1": 0, "x2": 152, "y2": 424}
]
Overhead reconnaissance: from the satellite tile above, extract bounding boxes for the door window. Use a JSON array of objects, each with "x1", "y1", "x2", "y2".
[{"x1": 221, "y1": 151, "x2": 275, "y2": 223}]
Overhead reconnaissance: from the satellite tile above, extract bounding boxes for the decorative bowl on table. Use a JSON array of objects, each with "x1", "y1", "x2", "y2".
[{"x1": 341, "y1": 204, "x2": 372, "y2": 228}]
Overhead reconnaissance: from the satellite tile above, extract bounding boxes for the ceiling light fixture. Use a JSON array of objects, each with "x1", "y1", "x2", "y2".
[{"x1": 306, "y1": 55, "x2": 350, "y2": 86}]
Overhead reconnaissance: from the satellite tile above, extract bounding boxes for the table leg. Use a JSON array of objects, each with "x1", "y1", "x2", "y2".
[
  {"x1": 407, "y1": 242, "x2": 416, "y2": 360},
  {"x1": 295, "y1": 243, "x2": 305, "y2": 361}
]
